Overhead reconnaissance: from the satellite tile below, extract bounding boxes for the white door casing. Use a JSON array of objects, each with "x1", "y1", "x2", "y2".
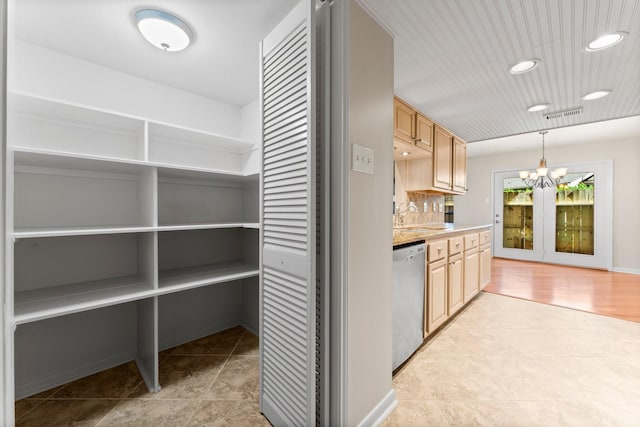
[{"x1": 493, "y1": 160, "x2": 612, "y2": 270}]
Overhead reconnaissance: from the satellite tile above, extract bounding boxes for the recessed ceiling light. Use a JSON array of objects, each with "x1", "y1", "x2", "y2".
[
  {"x1": 134, "y1": 9, "x2": 193, "y2": 52},
  {"x1": 509, "y1": 59, "x2": 541, "y2": 74},
  {"x1": 585, "y1": 32, "x2": 627, "y2": 51},
  {"x1": 401, "y1": 151, "x2": 410, "y2": 156},
  {"x1": 527, "y1": 104, "x2": 550, "y2": 112},
  {"x1": 582, "y1": 90, "x2": 611, "y2": 100}
]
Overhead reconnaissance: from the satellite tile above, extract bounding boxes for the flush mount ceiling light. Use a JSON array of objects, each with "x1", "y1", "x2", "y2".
[
  {"x1": 582, "y1": 90, "x2": 611, "y2": 100},
  {"x1": 401, "y1": 151, "x2": 410, "y2": 156},
  {"x1": 134, "y1": 9, "x2": 193, "y2": 52},
  {"x1": 527, "y1": 103, "x2": 550, "y2": 112},
  {"x1": 585, "y1": 32, "x2": 628, "y2": 51},
  {"x1": 509, "y1": 58, "x2": 541, "y2": 74}
]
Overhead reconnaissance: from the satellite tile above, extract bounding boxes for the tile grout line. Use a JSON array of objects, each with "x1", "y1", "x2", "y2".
[
  {"x1": 181, "y1": 330, "x2": 248, "y2": 427},
  {"x1": 207, "y1": 331, "x2": 245, "y2": 388},
  {"x1": 15, "y1": 381, "x2": 70, "y2": 422},
  {"x1": 92, "y1": 397, "x2": 125, "y2": 427},
  {"x1": 94, "y1": 364, "x2": 150, "y2": 426},
  {"x1": 14, "y1": 399, "x2": 47, "y2": 422},
  {"x1": 17, "y1": 328, "x2": 257, "y2": 425}
]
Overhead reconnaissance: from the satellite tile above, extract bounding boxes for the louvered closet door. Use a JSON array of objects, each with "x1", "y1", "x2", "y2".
[{"x1": 260, "y1": 1, "x2": 317, "y2": 426}]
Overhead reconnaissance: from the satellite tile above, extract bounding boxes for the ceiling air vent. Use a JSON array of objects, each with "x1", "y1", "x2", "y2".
[{"x1": 544, "y1": 107, "x2": 583, "y2": 120}]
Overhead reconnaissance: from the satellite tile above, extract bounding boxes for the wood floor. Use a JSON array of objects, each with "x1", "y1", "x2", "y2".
[{"x1": 484, "y1": 258, "x2": 640, "y2": 323}]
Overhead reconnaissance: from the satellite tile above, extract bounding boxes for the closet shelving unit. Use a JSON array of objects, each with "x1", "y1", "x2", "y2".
[{"x1": 8, "y1": 91, "x2": 260, "y2": 398}]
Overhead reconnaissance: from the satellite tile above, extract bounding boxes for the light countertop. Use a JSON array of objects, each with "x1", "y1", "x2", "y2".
[{"x1": 393, "y1": 223, "x2": 492, "y2": 247}]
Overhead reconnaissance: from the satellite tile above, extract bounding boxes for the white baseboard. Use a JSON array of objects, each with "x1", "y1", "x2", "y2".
[
  {"x1": 158, "y1": 319, "x2": 241, "y2": 351},
  {"x1": 356, "y1": 389, "x2": 398, "y2": 427},
  {"x1": 611, "y1": 267, "x2": 640, "y2": 275},
  {"x1": 239, "y1": 322, "x2": 258, "y2": 337},
  {"x1": 15, "y1": 351, "x2": 135, "y2": 399}
]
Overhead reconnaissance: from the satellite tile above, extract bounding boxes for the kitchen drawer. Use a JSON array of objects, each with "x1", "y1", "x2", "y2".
[
  {"x1": 479, "y1": 230, "x2": 491, "y2": 247},
  {"x1": 428, "y1": 240, "x2": 448, "y2": 262},
  {"x1": 448, "y1": 236, "x2": 464, "y2": 255},
  {"x1": 464, "y1": 233, "x2": 479, "y2": 251}
]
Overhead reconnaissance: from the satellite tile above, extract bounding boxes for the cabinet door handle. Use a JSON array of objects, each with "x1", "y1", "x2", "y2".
[{"x1": 456, "y1": 243, "x2": 460, "y2": 247}]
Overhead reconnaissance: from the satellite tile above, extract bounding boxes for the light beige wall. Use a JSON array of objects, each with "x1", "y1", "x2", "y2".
[
  {"x1": 456, "y1": 135, "x2": 640, "y2": 272},
  {"x1": 347, "y1": 0, "x2": 395, "y2": 425}
]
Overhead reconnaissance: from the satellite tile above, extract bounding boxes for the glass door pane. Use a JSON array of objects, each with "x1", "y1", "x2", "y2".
[
  {"x1": 502, "y1": 178, "x2": 534, "y2": 250},
  {"x1": 495, "y1": 161, "x2": 611, "y2": 269},
  {"x1": 494, "y1": 171, "x2": 543, "y2": 262},
  {"x1": 555, "y1": 172, "x2": 594, "y2": 255}
]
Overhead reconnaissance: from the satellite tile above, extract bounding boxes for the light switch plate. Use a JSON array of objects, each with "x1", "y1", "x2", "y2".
[{"x1": 352, "y1": 143, "x2": 374, "y2": 174}]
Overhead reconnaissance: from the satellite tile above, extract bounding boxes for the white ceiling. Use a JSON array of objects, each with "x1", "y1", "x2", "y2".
[
  {"x1": 14, "y1": 0, "x2": 299, "y2": 108},
  {"x1": 13, "y1": 0, "x2": 640, "y2": 143},
  {"x1": 466, "y1": 115, "x2": 640, "y2": 158},
  {"x1": 358, "y1": 0, "x2": 640, "y2": 142}
]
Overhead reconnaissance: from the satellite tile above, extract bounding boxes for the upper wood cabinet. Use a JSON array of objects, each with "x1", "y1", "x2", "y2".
[
  {"x1": 433, "y1": 125, "x2": 453, "y2": 191},
  {"x1": 453, "y1": 137, "x2": 467, "y2": 193},
  {"x1": 394, "y1": 97, "x2": 416, "y2": 145},
  {"x1": 415, "y1": 114, "x2": 434, "y2": 151},
  {"x1": 405, "y1": 156, "x2": 433, "y2": 191},
  {"x1": 394, "y1": 97, "x2": 466, "y2": 194}
]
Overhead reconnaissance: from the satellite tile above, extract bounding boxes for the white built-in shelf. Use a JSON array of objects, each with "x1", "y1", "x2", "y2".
[
  {"x1": 148, "y1": 121, "x2": 254, "y2": 154},
  {"x1": 9, "y1": 93, "x2": 146, "y2": 161},
  {"x1": 156, "y1": 223, "x2": 260, "y2": 232},
  {"x1": 13, "y1": 275, "x2": 152, "y2": 325},
  {"x1": 14, "y1": 150, "x2": 155, "y2": 231},
  {"x1": 9, "y1": 92, "x2": 259, "y2": 176},
  {"x1": 158, "y1": 168, "x2": 259, "y2": 226},
  {"x1": 12, "y1": 146, "x2": 149, "y2": 168},
  {"x1": 13, "y1": 226, "x2": 156, "y2": 239},
  {"x1": 147, "y1": 121, "x2": 256, "y2": 174},
  {"x1": 11, "y1": 146, "x2": 256, "y2": 178},
  {"x1": 8, "y1": 91, "x2": 262, "y2": 403},
  {"x1": 13, "y1": 261, "x2": 260, "y2": 326},
  {"x1": 13, "y1": 223, "x2": 260, "y2": 239},
  {"x1": 158, "y1": 262, "x2": 259, "y2": 294},
  {"x1": 13, "y1": 148, "x2": 151, "y2": 174}
]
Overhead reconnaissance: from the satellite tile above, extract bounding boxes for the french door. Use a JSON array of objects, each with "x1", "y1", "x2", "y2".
[{"x1": 493, "y1": 160, "x2": 612, "y2": 269}]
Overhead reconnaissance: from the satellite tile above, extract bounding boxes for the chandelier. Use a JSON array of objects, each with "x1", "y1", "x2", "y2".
[{"x1": 519, "y1": 131, "x2": 567, "y2": 188}]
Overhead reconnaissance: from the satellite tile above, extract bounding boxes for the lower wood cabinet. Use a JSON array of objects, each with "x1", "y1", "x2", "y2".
[
  {"x1": 448, "y1": 253, "x2": 464, "y2": 316},
  {"x1": 463, "y1": 248, "x2": 479, "y2": 303},
  {"x1": 479, "y1": 245, "x2": 492, "y2": 290},
  {"x1": 423, "y1": 229, "x2": 491, "y2": 338},
  {"x1": 426, "y1": 257, "x2": 448, "y2": 335}
]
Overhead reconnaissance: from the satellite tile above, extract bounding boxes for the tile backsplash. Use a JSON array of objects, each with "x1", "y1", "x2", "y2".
[
  {"x1": 394, "y1": 193, "x2": 444, "y2": 226},
  {"x1": 393, "y1": 160, "x2": 445, "y2": 227}
]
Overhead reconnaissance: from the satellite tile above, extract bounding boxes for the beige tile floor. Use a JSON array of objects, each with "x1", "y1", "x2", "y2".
[
  {"x1": 384, "y1": 292, "x2": 640, "y2": 427},
  {"x1": 15, "y1": 293, "x2": 640, "y2": 426},
  {"x1": 15, "y1": 326, "x2": 270, "y2": 427}
]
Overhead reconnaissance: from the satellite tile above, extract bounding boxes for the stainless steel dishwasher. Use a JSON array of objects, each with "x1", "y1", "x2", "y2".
[{"x1": 392, "y1": 242, "x2": 426, "y2": 370}]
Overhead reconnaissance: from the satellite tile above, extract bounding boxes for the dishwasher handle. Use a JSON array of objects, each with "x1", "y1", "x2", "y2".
[
  {"x1": 393, "y1": 243, "x2": 426, "y2": 263},
  {"x1": 403, "y1": 248, "x2": 425, "y2": 262}
]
